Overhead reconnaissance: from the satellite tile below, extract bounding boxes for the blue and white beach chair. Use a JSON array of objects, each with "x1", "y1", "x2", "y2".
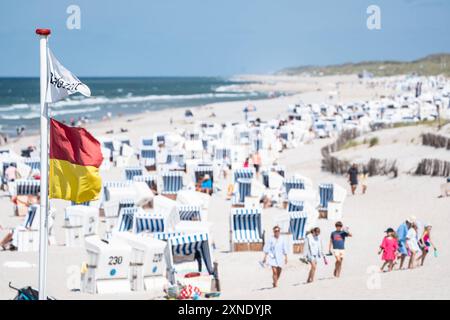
[
  {"x1": 177, "y1": 205, "x2": 202, "y2": 221},
  {"x1": 116, "y1": 207, "x2": 139, "y2": 232},
  {"x1": 233, "y1": 168, "x2": 254, "y2": 183},
  {"x1": 319, "y1": 183, "x2": 334, "y2": 211},
  {"x1": 287, "y1": 200, "x2": 304, "y2": 212},
  {"x1": 230, "y1": 208, "x2": 263, "y2": 251},
  {"x1": 232, "y1": 178, "x2": 252, "y2": 206},
  {"x1": 161, "y1": 171, "x2": 184, "y2": 198},
  {"x1": 163, "y1": 232, "x2": 215, "y2": 284},
  {"x1": 134, "y1": 212, "x2": 165, "y2": 234},
  {"x1": 318, "y1": 183, "x2": 347, "y2": 220},
  {"x1": 289, "y1": 211, "x2": 308, "y2": 254},
  {"x1": 24, "y1": 158, "x2": 40, "y2": 171},
  {"x1": 133, "y1": 174, "x2": 157, "y2": 191},
  {"x1": 139, "y1": 147, "x2": 157, "y2": 169},
  {"x1": 124, "y1": 166, "x2": 143, "y2": 181},
  {"x1": 284, "y1": 178, "x2": 305, "y2": 196}
]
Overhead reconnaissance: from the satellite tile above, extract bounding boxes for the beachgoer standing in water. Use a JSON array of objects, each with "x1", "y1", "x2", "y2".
[
  {"x1": 262, "y1": 226, "x2": 288, "y2": 288},
  {"x1": 328, "y1": 221, "x2": 352, "y2": 278},
  {"x1": 347, "y1": 163, "x2": 359, "y2": 195}
]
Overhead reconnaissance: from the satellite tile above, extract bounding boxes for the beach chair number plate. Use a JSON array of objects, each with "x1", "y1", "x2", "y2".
[{"x1": 108, "y1": 256, "x2": 123, "y2": 265}]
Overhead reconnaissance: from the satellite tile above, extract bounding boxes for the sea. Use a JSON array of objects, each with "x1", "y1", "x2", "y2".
[{"x1": 0, "y1": 77, "x2": 266, "y2": 136}]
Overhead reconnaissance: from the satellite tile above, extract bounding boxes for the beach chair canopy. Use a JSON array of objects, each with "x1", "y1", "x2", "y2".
[
  {"x1": 134, "y1": 212, "x2": 165, "y2": 234},
  {"x1": 284, "y1": 177, "x2": 305, "y2": 195},
  {"x1": 15, "y1": 179, "x2": 40, "y2": 196},
  {"x1": 289, "y1": 211, "x2": 308, "y2": 241},
  {"x1": 177, "y1": 205, "x2": 202, "y2": 221},
  {"x1": 231, "y1": 208, "x2": 263, "y2": 243},
  {"x1": 169, "y1": 232, "x2": 214, "y2": 275},
  {"x1": 161, "y1": 171, "x2": 184, "y2": 194},
  {"x1": 124, "y1": 166, "x2": 143, "y2": 181},
  {"x1": 319, "y1": 183, "x2": 334, "y2": 209}
]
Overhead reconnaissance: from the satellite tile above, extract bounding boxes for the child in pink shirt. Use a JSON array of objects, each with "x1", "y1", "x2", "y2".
[{"x1": 378, "y1": 228, "x2": 398, "y2": 272}]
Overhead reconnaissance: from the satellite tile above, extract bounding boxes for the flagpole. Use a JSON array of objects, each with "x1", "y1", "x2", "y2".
[{"x1": 36, "y1": 28, "x2": 51, "y2": 301}]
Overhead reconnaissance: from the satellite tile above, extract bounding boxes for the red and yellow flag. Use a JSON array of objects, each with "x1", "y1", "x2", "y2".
[{"x1": 49, "y1": 118, "x2": 103, "y2": 203}]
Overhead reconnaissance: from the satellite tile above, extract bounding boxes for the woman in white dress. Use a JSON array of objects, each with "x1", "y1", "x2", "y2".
[
  {"x1": 305, "y1": 227, "x2": 325, "y2": 283},
  {"x1": 406, "y1": 222, "x2": 420, "y2": 269},
  {"x1": 262, "y1": 226, "x2": 288, "y2": 288}
]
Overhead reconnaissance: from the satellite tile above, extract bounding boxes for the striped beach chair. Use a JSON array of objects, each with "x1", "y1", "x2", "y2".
[
  {"x1": 233, "y1": 168, "x2": 254, "y2": 183},
  {"x1": 319, "y1": 183, "x2": 334, "y2": 211},
  {"x1": 133, "y1": 175, "x2": 157, "y2": 191},
  {"x1": 134, "y1": 212, "x2": 165, "y2": 234},
  {"x1": 289, "y1": 211, "x2": 308, "y2": 241},
  {"x1": 194, "y1": 165, "x2": 214, "y2": 192},
  {"x1": 284, "y1": 178, "x2": 305, "y2": 196},
  {"x1": 177, "y1": 205, "x2": 202, "y2": 221},
  {"x1": 152, "y1": 231, "x2": 183, "y2": 241},
  {"x1": 161, "y1": 171, "x2": 184, "y2": 197},
  {"x1": 24, "y1": 158, "x2": 40, "y2": 170},
  {"x1": 233, "y1": 178, "x2": 252, "y2": 205},
  {"x1": 159, "y1": 232, "x2": 214, "y2": 284},
  {"x1": 124, "y1": 166, "x2": 143, "y2": 181},
  {"x1": 289, "y1": 211, "x2": 308, "y2": 254},
  {"x1": 287, "y1": 200, "x2": 304, "y2": 212},
  {"x1": 15, "y1": 179, "x2": 40, "y2": 196},
  {"x1": 214, "y1": 147, "x2": 231, "y2": 162},
  {"x1": 230, "y1": 208, "x2": 263, "y2": 251},
  {"x1": 116, "y1": 207, "x2": 138, "y2": 232},
  {"x1": 141, "y1": 137, "x2": 154, "y2": 147},
  {"x1": 71, "y1": 201, "x2": 90, "y2": 206},
  {"x1": 102, "y1": 181, "x2": 133, "y2": 202},
  {"x1": 139, "y1": 147, "x2": 157, "y2": 168}
]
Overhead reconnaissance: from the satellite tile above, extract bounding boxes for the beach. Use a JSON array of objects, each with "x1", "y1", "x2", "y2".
[{"x1": 1, "y1": 74, "x2": 449, "y2": 300}]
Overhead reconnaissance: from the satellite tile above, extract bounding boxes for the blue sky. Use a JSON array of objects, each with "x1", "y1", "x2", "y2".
[{"x1": 1, "y1": 0, "x2": 449, "y2": 77}]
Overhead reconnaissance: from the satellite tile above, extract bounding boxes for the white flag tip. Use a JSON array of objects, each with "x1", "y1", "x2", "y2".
[{"x1": 78, "y1": 84, "x2": 91, "y2": 97}]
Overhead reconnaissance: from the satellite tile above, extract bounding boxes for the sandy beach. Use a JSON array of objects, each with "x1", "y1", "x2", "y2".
[{"x1": 1, "y1": 74, "x2": 449, "y2": 300}]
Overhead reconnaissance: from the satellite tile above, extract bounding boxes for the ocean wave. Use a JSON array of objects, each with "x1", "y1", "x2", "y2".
[
  {"x1": 0, "y1": 104, "x2": 31, "y2": 111},
  {"x1": 0, "y1": 92, "x2": 259, "y2": 112},
  {"x1": 48, "y1": 92, "x2": 257, "y2": 108},
  {"x1": 0, "y1": 107, "x2": 101, "y2": 120},
  {"x1": 0, "y1": 113, "x2": 39, "y2": 120},
  {"x1": 51, "y1": 106, "x2": 101, "y2": 116}
]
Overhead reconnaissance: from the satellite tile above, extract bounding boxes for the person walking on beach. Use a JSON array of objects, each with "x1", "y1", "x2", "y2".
[
  {"x1": 406, "y1": 222, "x2": 420, "y2": 269},
  {"x1": 328, "y1": 221, "x2": 352, "y2": 278},
  {"x1": 243, "y1": 157, "x2": 250, "y2": 168},
  {"x1": 396, "y1": 217, "x2": 413, "y2": 269},
  {"x1": 252, "y1": 152, "x2": 262, "y2": 178},
  {"x1": 417, "y1": 224, "x2": 437, "y2": 266},
  {"x1": 347, "y1": 163, "x2": 359, "y2": 195},
  {"x1": 360, "y1": 167, "x2": 369, "y2": 194},
  {"x1": 262, "y1": 226, "x2": 288, "y2": 288},
  {"x1": 378, "y1": 228, "x2": 398, "y2": 272},
  {"x1": 305, "y1": 227, "x2": 325, "y2": 283}
]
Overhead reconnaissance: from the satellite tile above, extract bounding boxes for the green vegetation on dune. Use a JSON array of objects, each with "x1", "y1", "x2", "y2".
[{"x1": 278, "y1": 54, "x2": 450, "y2": 77}]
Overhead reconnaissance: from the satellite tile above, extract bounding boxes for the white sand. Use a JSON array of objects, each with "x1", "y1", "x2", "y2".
[{"x1": 1, "y1": 75, "x2": 449, "y2": 300}]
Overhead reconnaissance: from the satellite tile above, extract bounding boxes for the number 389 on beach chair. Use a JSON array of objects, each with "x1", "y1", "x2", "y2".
[{"x1": 229, "y1": 208, "x2": 264, "y2": 252}]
